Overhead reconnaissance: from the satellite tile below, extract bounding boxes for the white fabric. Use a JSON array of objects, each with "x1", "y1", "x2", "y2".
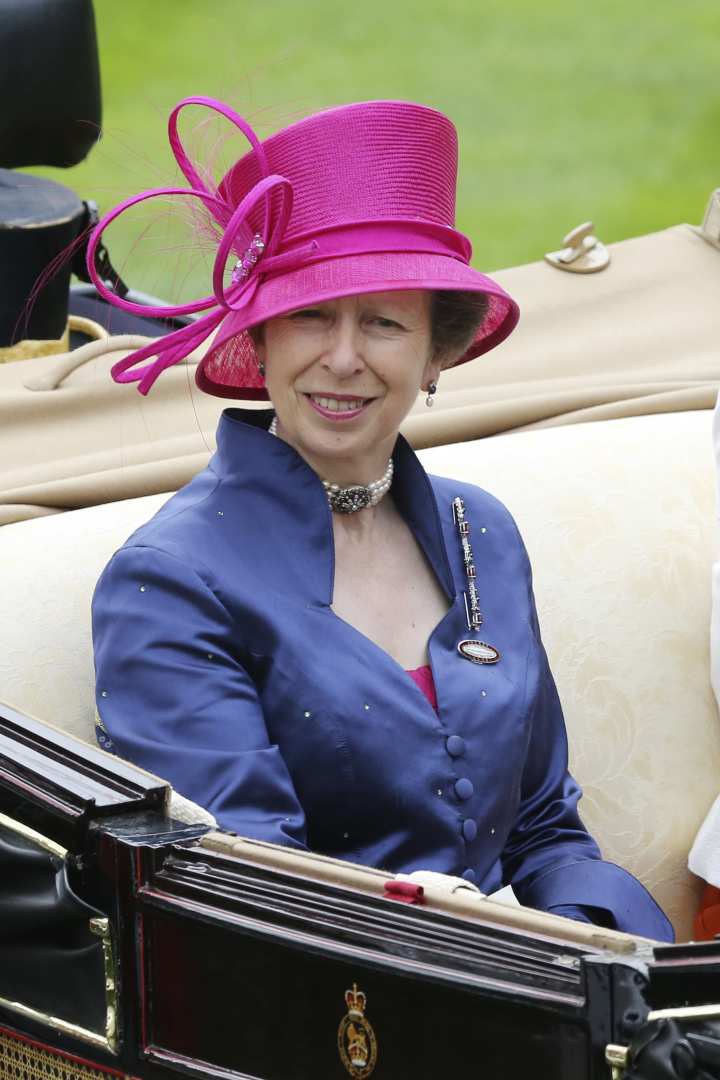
[
  {"x1": 487, "y1": 885, "x2": 520, "y2": 907},
  {"x1": 167, "y1": 790, "x2": 217, "y2": 828},
  {"x1": 688, "y1": 394, "x2": 720, "y2": 886},
  {"x1": 395, "y1": 871, "x2": 485, "y2": 896},
  {"x1": 689, "y1": 792, "x2": 720, "y2": 886},
  {"x1": 395, "y1": 871, "x2": 520, "y2": 907},
  {"x1": 0, "y1": 410, "x2": 716, "y2": 937}
]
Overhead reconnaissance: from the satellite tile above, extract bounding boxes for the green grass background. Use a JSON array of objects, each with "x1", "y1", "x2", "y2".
[{"x1": 35, "y1": 0, "x2": 720, "y2": 299}]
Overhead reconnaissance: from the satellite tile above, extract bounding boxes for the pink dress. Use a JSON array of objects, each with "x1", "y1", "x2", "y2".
[{"x1": 406, "y1": 664, "x2": 438, "y2": 711}]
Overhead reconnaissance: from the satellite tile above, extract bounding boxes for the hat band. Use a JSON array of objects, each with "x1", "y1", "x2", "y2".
[{"x1": 261, "y1": 218, "x2": 473, "y2": 278}]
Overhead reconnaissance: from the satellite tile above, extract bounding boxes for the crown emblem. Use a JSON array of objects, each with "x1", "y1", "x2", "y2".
[
  {"x1": 345, "y1": 984, "x2": 367, "y2": 1021},
  {"x1": 338, "y1": 982, "x2": 377, "y2": 1078}
]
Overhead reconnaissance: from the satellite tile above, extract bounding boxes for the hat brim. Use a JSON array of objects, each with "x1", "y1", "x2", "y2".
[{"x1": 197, "y1": 251, "x2": 519, "y2": 400}]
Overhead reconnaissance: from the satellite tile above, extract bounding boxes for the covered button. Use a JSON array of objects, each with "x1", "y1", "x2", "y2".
[
  {"x1": 462, "y1": 868, "x2": 477, "y2": 883},
  {"x1": 454, "y1": 778, "x2": 474, "y2": 801},
  {"x1": 462, "y1": 819, "x2": 478, "y2": 843},
  {"x1": 445, "y1": 734, "x2": 466, "y2": 758}
]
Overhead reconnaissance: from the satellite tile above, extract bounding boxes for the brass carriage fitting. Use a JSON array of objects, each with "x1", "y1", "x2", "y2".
[
  {"x1": 647, "y1": 1002, "x2": 720, "y2": 1022},
  {"x1": 700, "y1": 187, "x2": 720, "y2": 249},
  {"x1": 88, "y1": 916, "x2": 119, "y2": 1053},
  {"x1": 544, "y1": 221, "x2": 610, "y2": 273},
  {"x1": 605, "y1": 1042, "x2": 629, "y2": 1079},
  {"x1": 605, "y1": 1005, "x2": 720, "y2": 1079}
]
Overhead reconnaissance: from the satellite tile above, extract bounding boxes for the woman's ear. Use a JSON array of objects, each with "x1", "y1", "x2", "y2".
[{"x1": 421, "y1": 351, "x2": 444, "y2": 392}]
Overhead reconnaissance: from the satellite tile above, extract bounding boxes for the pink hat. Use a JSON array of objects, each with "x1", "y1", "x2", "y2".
[{"x1": 87, "y1": 96, "x2": 519, "y2": 399}]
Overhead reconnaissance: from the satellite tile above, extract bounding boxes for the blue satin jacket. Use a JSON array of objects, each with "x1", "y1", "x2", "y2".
[{"x1": 93, "y1": 409, "x2": 672, "y2": 940}]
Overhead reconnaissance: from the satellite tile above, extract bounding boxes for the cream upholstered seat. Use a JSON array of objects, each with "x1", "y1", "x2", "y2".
[
  {"x1": 0, "y1": 492, "x2": 216, "y2": 828},
  {"x1": 423, "y1": 410, "x2": 719, "y2": 941},
  {"x1": 1, "y1": 409, "x2": 716, "y2": 939}
]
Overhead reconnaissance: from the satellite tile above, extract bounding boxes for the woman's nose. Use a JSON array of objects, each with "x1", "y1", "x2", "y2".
[{"x1": 321, "y1": 318, "x2": 364, "y2": 378}]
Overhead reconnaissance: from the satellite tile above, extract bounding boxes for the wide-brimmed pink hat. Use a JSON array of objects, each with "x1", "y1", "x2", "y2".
[{"x1": 87, "y1": 96, "x2": 519, "y2": 399}]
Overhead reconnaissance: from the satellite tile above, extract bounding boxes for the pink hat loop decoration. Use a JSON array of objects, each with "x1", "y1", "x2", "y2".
[
  {"x1": 86, "y1": 97, "x2": 306, "y2": 393},
  {"x1": 87, "y1": 96, "x2": 520, "y2": 399}
]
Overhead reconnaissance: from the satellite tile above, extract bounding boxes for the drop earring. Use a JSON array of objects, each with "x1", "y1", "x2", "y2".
[
  {"x1": 425, "y1": 381, "x2": 437, "y2": 408},
  {"x1": 258, "y1": 361, "x2": 266, "y2": 378}
]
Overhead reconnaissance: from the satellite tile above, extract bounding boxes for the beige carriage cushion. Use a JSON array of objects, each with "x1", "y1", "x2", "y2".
[
  {"x1": 0, "y1": 409, "x2": 716, "y2": 938},
  {"x1": 3, "y1": 223, "x2": 719, "y2": 527},
  {"x1": 405, "y1": 223, "x2": 720, "y2": 448},
  {"x1": 421, "y1": 408, "x2": 719, "y2": 941}
]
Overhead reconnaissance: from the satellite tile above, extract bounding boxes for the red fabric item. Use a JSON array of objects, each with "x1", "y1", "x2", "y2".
[
  {"x1": 406, "y1": 664, "x2": 438, "y2": 711},
  {"x1": 694, "y1": 883, "x2": 720, "y2": 940},
  {"x1": 383, "y1": 880, "x2": 426, "y2": 905}
]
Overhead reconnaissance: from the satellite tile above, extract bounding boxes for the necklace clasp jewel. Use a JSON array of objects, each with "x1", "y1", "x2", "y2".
[
  {"x1": 330, "y1": 485, "x2": 372, "y2": 513},
  {"x1": 324, "y1": 460, "x2": 393, "y2": 514}
]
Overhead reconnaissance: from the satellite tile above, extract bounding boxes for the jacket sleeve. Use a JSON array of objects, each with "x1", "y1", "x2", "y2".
[
  {"x1": 501, "y1": 571, "x2": 674, "y2": 942},
  {"x1": 92, "y1": 543, "x2": 308, "y2": 849}
]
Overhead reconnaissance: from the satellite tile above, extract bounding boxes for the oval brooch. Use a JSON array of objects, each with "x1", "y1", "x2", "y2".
[{"x1": 458, "y1": 639, "x2": 501, "y2": 665}]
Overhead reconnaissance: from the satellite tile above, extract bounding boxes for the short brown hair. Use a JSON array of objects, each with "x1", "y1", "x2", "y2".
[{"x1": 430, "y1": 290, "x2": 489, "y2": 366}]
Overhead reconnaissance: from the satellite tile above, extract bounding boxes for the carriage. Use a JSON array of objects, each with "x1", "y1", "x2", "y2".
[{"x1": 2, "y1": 3, "x2": 720, "y2": 1077}]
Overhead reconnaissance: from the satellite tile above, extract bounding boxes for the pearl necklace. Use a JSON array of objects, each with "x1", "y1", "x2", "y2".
[{"x1": 268, "y1": 416, "x2": 393, "y2": 514}]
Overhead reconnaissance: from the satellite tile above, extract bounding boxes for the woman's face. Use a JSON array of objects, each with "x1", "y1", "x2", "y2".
[{"x1": 255, "y1": 290, "x2": 442, "y2": 478}]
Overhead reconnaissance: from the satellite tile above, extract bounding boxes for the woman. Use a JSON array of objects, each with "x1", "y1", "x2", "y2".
[{"x1": 90, "y1": 97, "x2": 672, "y2": 940}]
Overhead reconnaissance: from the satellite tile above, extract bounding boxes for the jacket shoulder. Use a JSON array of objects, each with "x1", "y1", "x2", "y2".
[
  {"x1": 427, "y1": 472, "x2": 523, "y2": 539},
  {"x1": 96, "y1": 464, "x2": 225, "y2": 591},
  {"x1": 125, "y1": 463, "x2": 223, "y2": 553}
]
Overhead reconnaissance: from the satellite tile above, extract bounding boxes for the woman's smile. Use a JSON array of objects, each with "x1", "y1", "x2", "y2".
[{"x1": 305, "y1": 392, "x2": 373, "y2": 420}]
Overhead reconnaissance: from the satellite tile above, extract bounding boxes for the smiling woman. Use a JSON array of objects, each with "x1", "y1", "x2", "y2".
[
  {"x1": 256, "y1": 291, "x2": 439, "y2": 488},
  {"x1": 89, "y1": 96, "x2": 672, "y2": 942}
]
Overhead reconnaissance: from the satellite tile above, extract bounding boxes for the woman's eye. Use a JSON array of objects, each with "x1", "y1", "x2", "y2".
[
  {"x1": 290, "y1": 308, "x2": 324, "y2": 320},
  {"x1": 372, "y1": 316, "x2": 403, "y2": 330}
]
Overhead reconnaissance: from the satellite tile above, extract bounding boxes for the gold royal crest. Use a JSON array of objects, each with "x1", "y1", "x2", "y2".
[{"x1": 337, "y1": 983, "x2": 378, "y2": 1078}]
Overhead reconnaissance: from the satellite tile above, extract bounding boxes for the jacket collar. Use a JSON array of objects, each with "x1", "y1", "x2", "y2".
[{"x1": 213, "y1": 408, "x2": 456, "y2": 603}]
